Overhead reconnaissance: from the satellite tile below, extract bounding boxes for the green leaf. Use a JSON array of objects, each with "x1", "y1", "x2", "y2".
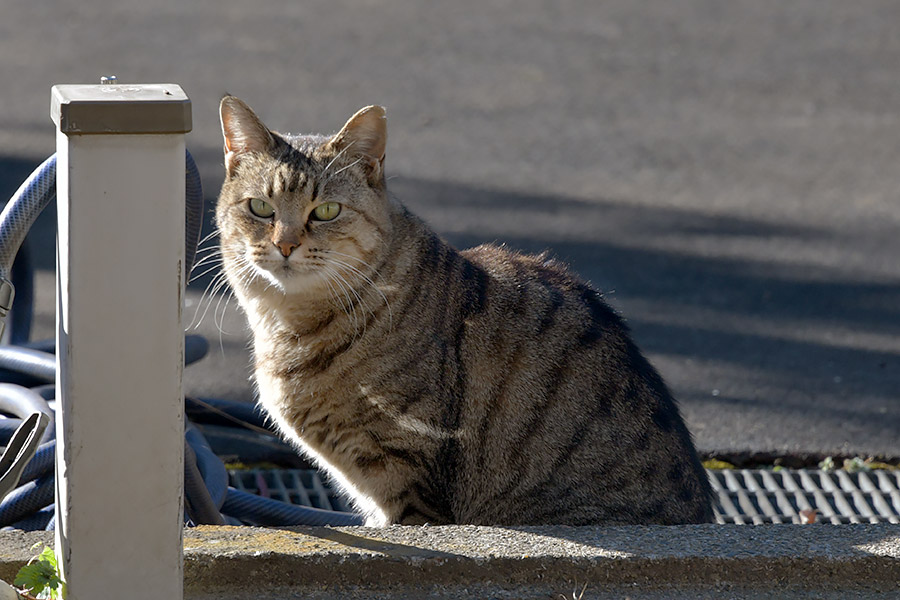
[
  {"x1": 37, "y1": 547, "x2": 58, "y2": 571},
  {"x1": 14, "y1": 546, "x2": 63, "y2": 599},
  {"x1": 14, "y1": 560, "x2": 52, "y2": 594}
]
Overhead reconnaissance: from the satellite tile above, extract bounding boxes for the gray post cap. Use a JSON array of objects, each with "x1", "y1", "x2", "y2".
[{"x1": 51, "y1": 83, "x2": 192, "y2": 135}]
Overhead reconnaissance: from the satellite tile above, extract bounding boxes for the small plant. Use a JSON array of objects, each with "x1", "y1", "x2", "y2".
[
  {"x1": 701, "y1": 458, "x2": 736, "y2": 470},
  {"x1": 866, "y1": 460, "x2": 899, "y2": 471},
  {"x1": 843, "y1": 457, "x2": 871, "y2": 473},
  {"x1": 14, "y1": 546, "x2": 65, "y2": 600},
  {"x1": 818, "y1": 456, "x2": 836, "y2": 471},
  {"x1": 819, "y1": 456, "x2": 897, "y2": 473}
]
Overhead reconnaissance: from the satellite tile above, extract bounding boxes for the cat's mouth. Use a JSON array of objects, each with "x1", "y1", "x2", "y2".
[
  {"x1": 254, "y1": 254, "x2": 300, "y2": 274},
  {"x1": 264, "y1": 260, "x2": 302, "y2": 280},
  {"x1": 251, "y1": 257, "x2": 319, "y2": 292}
]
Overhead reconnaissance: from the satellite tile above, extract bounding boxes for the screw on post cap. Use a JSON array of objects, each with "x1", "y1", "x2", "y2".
[{"x1": 100, "y1": 75, "x2": 118, "y2": 85}]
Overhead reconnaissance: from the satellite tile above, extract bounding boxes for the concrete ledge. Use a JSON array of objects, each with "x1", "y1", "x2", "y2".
[{"x1": 1, "y1": 525, "x2": 898, "y2": 598}]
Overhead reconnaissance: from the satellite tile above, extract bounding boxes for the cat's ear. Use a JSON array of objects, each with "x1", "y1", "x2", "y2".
[
  {"x1": 329, "y1": 106, "x2": 387, "y2": 185},
  {"x1": 219, "y1": 96, "x2": 275, "y2": 177}
]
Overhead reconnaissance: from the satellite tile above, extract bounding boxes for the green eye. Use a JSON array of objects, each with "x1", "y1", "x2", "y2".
[
  {"x1": 311, "y1": 202, "x2": 341, "y2": 221},
  {"x1": 248, "y1": 198, "x2": 275, "y2": 218}
]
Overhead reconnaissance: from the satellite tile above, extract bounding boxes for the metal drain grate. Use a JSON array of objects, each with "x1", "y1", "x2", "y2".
[
  {"x1": 711, "y1": 469, "x2": 900, "y2": 524},
  {"x1": 228, "y1": 468, "x2": 900, "y2": 524},
  {"x1": 229, "y1": 468, "x2": 354, "y2": 513}
]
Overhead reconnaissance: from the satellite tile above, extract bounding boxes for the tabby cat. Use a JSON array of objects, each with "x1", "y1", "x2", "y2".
[{"x1": 215, "y1": 96, "x2": 714, "y2": 526}]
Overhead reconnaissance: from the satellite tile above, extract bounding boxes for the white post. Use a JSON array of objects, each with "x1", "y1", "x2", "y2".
[{"x1": 51, "y1": 82, "x2": 190, "y2": 600}]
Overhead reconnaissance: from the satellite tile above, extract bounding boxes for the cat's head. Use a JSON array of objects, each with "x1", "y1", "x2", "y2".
[{"x1": 216, "y1": 96, "x2": 391, "y2": 299}]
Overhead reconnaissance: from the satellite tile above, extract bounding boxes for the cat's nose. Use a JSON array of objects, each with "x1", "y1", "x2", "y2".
[{"x1": 275, "y1": 240, "x2": 299, "y2": 257}]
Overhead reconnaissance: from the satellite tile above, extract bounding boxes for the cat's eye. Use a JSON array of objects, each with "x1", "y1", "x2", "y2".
[
  {"x1": 248, "y1": 198, "x2": 275, "y2": 219},
  {"x1": 311, "y1": 202, "x2": 342, "y2": 222}
]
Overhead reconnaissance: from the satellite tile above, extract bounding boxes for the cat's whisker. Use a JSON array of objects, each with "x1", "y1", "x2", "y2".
[
  {"x1": 321, "y1": 254, "x2": 382, "y2": 289},
  {"x1": 327, "y1": 157, "x2": 363, "y2": 181},
  {"x1": 196, "y1": 228, "x2": 222, "y2": 248},
  {"x1": 189, "y1": 260, "x2": 223, "y2": 279},
  {"x1": 226, "y1": 253, "x2": 257, "y2": 287},
  {"x1": 190, "y1": 270, "x2": 233, "y2": 331},
  {"x1": 209, "y1": 273, "x2": 234, "y2": 305},
  {"x1": 213, "y1": 288, "x2": 239, "y2": 356},
  {"x1": 314, "y1": 271, "x2": 350, "y2": 324},
  {"x1": 189, "y1": 245, "x2": 223, "y2": 273},
  {"x1": 193, "y1": 244, "x2": 222, "y2": 258},
  {"x1": 189, "y1": 266, "x2": 228, "y2": 318},
  {"x1": 214, "y1": 283, "x2": 232, "y2": 334},
  {"x1": 321, "y1": 264, "x2": 372, "y2": 338},
  {"x1": 326, "y1": 268, "x2": 364, "y2": 336},
  {"x1": 318, "y1": 269, "x2": 356, "y2": 333},
  {"x1": 231, "y1": 265, "x2": 259, "y2": 296},
  {"x1": 234, "y1": 264, "x2": 256, "y2": 289},
  {"x1": 321, "y1": 254, "x2": 393, "y2": 330},
  {"x1": 191, "y1": 247, "x2": 223, "y2": 263},
  {"x1": 318, "y1": 249, "x2": 372, "y2": 266},
  {"x1": 186, "y1": 270, "x2": 225, "y2": 330},
  {"x1": 320, "y1": 140, "x2": 357, "y2": 178},
  {"x1": 321, "y1": 264, "x2": 367, "y2": 337},
  {"x1": 189, "y1": 261, "x2": 224, "y2": 284}
]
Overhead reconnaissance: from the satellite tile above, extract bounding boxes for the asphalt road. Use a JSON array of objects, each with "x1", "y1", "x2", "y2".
[{"x1": 1, "y1": 1, "x2": 898, "y2": 459}]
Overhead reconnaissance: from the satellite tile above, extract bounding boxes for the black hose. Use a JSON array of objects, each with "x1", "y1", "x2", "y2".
[
  {"x1": 22, "y1": 339, "x2": 54, "y2": 353},
  {"x1": 6, "y1": 240, "x2": 33, "y2": 345},
  {"x1": 183, "y1": 440, "x2": 225, "y2": 525},
  {"x1": 0, "y1": 154, "x2": 56, "y2": 281},
  {"x1": 185, "y1": 422, "x2": 228, "y2": 509},
  {"x1": 222, "y1": 487, "x2": 363, "y2": 526},
  {"x1": 185, "y1": 396, "x2": 271, "y2": 432},
  {"x1": 5, "y1": 505, "x2": 53, "y2": 532},
  {"x1": 0, "y1": 336, "x2": 206, "y2": 386},
  {"x1": 0, "y1": 383, "x2": 54, "y2": 442},
  {"x1": 19, "y1": 442, "x2": 54, "y2": 484},
  {"x1": 0, "y1": 475, "x2": 54, "y2": 526},
  {"x1": 0, "y1": 347, "x2": 55, "y2": 384},
  {"x1": 0, "y1": 152, "x2": 202, "y2": 279},
  {"x1": 185, "y1": 335, "x2": 210, "y2": 366},
  {"x1": 0, "y1": 418, "x2": 23, "y2": 445},
  {"x1": 30, "y1": 384, "x2": 55, "y2": 401}
]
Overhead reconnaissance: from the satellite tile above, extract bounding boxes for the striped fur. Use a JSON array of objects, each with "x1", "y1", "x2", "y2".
[{"x1": 215, "y1": 96, "x2": 714, "y2": 525}]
